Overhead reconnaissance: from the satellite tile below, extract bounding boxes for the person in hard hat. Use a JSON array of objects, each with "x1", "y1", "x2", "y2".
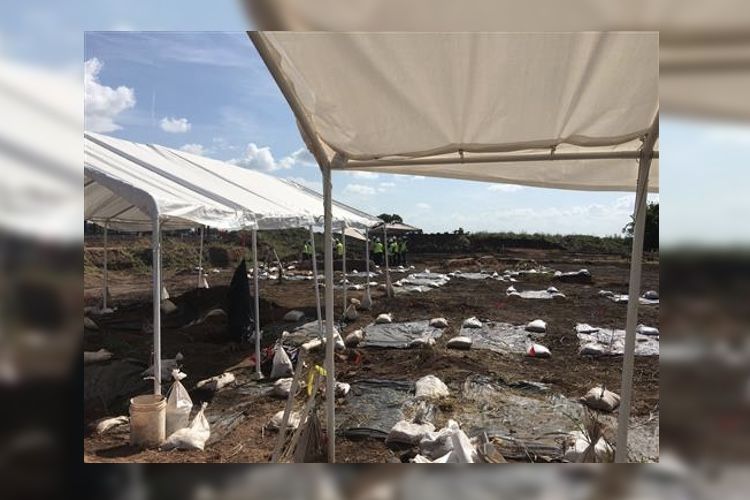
[
  {"x1": 335, "y1": 239, "x2": 344, "y2": 259},
  {"x1": 389, "y1": 238, "x2": 400, "y2": 266},
  {"x1": 372, "y1": 237, "x2": 384, "y2": 265},
  {"x1": 302, "y1": 240, "x2": 312, "y2": 262},
  {"x1": 399, "y1": 237, "x2": 408, "y2": 266}
]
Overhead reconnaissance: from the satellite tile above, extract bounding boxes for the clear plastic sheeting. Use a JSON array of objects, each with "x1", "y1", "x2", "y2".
[
  {"x1": 361, "y1": 320, "x2": 444, "y2": 349},
  {"x1": 576, "y1": 324, "x2": 660, "y2": 357},
  {"x1": 459, "y1": 322, "x2": 545, "y2": 355}
]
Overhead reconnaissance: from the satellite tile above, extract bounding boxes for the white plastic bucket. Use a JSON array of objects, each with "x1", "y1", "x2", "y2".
[{"x1": 129, "y1": 394, "x2": 166, "y2": 448}]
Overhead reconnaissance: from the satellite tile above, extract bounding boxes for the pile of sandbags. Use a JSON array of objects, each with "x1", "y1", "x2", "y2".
[{"x1": 412, "y1": 420, "x2": 479, "y2": 463}]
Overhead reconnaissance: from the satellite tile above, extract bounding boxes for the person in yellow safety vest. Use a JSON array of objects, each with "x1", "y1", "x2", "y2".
[
  {"x1": 372, "y1": 238, "x2": 384, "y2": 265},
  {"x1": 302, "y1": 241, "x2": 312, "y2": 261},
  {"x1": 399, "y1": 238, "x2": 408, "y2": 266},
  {"x1": 389, "y1": 238, "x2": 400, "y2": 266},
  {"x1": 335, "y1": 239, "x2": 344, "y2": 258}
]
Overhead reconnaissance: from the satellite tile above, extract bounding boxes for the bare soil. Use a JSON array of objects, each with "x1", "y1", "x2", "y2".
[{"x1": 83, "y1": 249, "x2": 658, "y2": 463}]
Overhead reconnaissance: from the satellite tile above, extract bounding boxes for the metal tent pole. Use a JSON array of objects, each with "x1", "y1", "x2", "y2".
[
  {"x1": 322, "y1": 165, "x2": 336, "y2": 463},
  {"x1": 197, "y1": 225, "x2": 204, "y2": 287},
  {"x1": 102, "y1": 221, "x2": 108, "y2": 310},
  {"x1": 364, "y1": 227, "x2": 371, "y2": 301},
  {"x1": 342, "y1": 230, "x2": 347, "y2": 314},
  {"x1": 310, "y1": 225, "x2": 323, "y2": 335},
  {"x1": 252, "y1": 229, "x2": 262, "y2": 378},
  {"x1": 383, "y1": 225, "x2": 392, "y2": 297},
  {"x1": 152, "y1": 217, "x2": 162, "y2": 394},
  {"x1": 615, "y1": 117, "x2": 658, "y2": 463}
]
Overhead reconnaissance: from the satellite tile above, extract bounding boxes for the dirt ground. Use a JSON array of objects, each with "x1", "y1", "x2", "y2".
[{"x1": 83, "y1": 249, "x2": 659, "y2": 463}]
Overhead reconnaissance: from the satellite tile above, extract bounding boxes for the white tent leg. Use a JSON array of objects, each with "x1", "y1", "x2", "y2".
[
  {"x1": 197, "y1": 225, "x2": 204, "y2": 287},
  {"x1": 615, "y1": 131, "x2": 656, "y2": 463},
  {"x1": 252, "y1": 229, "x2": 262, "y2": 378},
  {"x1": 342, "y1": 231, "x2": 347, "y2": 314},
  {"x1": 102, "y1": 222, "x2": 108, "y2": 310},
  {"x1": 384, "y1": 225, "x2": 392, "y2": 297},
  {"x1": 322, "y1": 165, "x2": 336, "y2": 463},
  {"x1": 310, "y1": 226, "x2": 323, "y2": 336},
  {"x1": 364, "y1": 228, "x2": 371, "y2": 301},
  {"x1": 152, "y1": 217, "x2": 162, "y2": 394}
]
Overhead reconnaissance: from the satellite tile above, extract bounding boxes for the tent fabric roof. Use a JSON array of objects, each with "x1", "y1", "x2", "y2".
[
  {"x1": 84, "y1": 133, "x2": 379, "y2": 231},
  {"x1": 371, "y1": 222, "x2": 422, "y2": 233},
  {"x1": 253, "y1": 32, "x2": 659, "y2": 192}
]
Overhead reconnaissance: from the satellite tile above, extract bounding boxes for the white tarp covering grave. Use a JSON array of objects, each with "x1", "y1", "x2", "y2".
[
  {"x1": 459, "y1": 321, "x2": 545, "y2": 355},
  {"x1": 361, "y1": 320, "x2": 444, "y2": 349}
]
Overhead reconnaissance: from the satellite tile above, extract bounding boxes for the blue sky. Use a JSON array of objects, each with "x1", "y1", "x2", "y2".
[{"x1": 84, "y1": 31, "x2": 667, "y2": 237}]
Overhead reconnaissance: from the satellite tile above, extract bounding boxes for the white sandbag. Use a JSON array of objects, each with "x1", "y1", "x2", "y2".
[
  {"x1": 166, "y1": 369, "x2": 193, "y2": 436},
  {"x1": 429, "y1": 317, "x2": 449, "y2": 328},
  {"x1": 84, "y1": 316, "x2": 99, "y2": 330},
  {"x1": 415, "y1": 375, "x2": 450, "y2": 399},
  {"x1": 581, "y1": 387, "x2": 620, "y2": 412},
  {"x1": 270, "y1": 344, "x2": 294, "y2": 379},
  {"x1": 142, "y1": 352, "x2": 184, "y2": 381},
  {"x1": 526, "y1": 319, "x2": 547, "y2": 333},
  {"x1": 375, "y1": 313, "x2": 393, "y2": 324},
  {"x1": 344, "y1": 304, "x2": 359, "y2": 321},
  {"x1": 204, "y1": 308, "x2": 226, "y2": 320},
  {"x1": 564, "y1": 430, "x2": 614, "y2": 463},
  {"x1": 268, "y1": 410, "x2": 301, "y2": 431},
  {"x1": 386, "y1": 420, "x2": 436, "y2": 446},
  {"x1": 283, "y1": 310, "x2": 305, "y2": 322},
  {"x1": 302, "y1": 337, "x2": 323, "y2": 352},
  {"x1": 598, "y1": 290, "x2": 615, "y2": 297},
  {"x1": 575, "y1": 323, "x2": 599, "y2": 334},
  {"x1": 95, "y1": 415, "x2": 129, "y2": 434},
  {"x1": 160, "y1": 299, "x2": 178, "y2": 315},
  {"x1": 579, "y1": 343, "x2": 607, "y2": 356},
  {"x1": 335, "y1": 382, "x2": 351, "y2": 397},
  {"x1": 272, "y1": 377, "x2": 295, "y2": 398},
  {"x1": 643, "y1": 290, "x2": 659, "y2": 300},
  {"x1": 449, "y1": 428, "x2": 478, "y2": 463},
  {"x1": 196, "y1": 372, "x2": 235, "y2": 392},
  {"x1": 84, "y1": 348, "x2": 113, "y2": 365},
  {"x1": 344, "y1": 330, "x2": 364, "y2": 347},
  {"x1": 163, "y1": 402, "x2": 210, "y2": 451},
  {"x1": 199, "y1": 274, "x2": 209, "y2": 289},
  {"x1": 462, "y1": 317, "x2": 483, "y2": 329},
  {"x1": 546, "y1": 286, "x2": 559, "y2": 294},
  {"x1": 419, "y1": 420, "x2": 460, "y2": 459},
  {"x1": 350, "y1": 297, "x2": 361, "y2": 307},
  {"x1": 506, "y1": 286, "x2": 517, "y2": 295},
  {"x1": 160, "y1": 285, "x2": 170, "y2": 300},
  {"x1": 637, "y1": 324, "x2": 660, "y2": 336},
  {"x1": 527, "y1": 343, "x2": 551, "y2": 358},
  {"x1": 446, "y1": 336, "x2": 472, "y2": 350},
  {"x1": 409, "y1": 337, "x2": 436, "y2": 348}
]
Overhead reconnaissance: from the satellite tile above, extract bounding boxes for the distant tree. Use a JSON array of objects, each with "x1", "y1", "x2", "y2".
[
  {"x1": 377, "y1": 213, "x2": 403, "y2": 223},
  {"x1": 623, "y1": 202, "x2": 658, "y2": 251},
  {"x1": 453, "y1": 227, "x2": 465, "y2": 235}
]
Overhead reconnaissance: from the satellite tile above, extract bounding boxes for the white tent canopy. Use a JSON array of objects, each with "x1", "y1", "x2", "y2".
[
  {"x1": 252, "y1": 32, "x2": 658, "y2": 191},
  {"x1": 251, "y1": 31, "x2": 659, "y2": 463}
]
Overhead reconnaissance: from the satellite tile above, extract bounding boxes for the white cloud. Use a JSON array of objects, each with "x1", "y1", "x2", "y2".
[
  {"x1": 160, "y1": 116, "x2": 191, "y2": 133},
  {"x1": 179, "y1": 143, "x2": 206, "y2": 156},
  {"x1": 347, "y1": 171, "x2": 379, "y2": 179},
  {"x1": 84, "y1": 57, "x2": 136, "y2": 133},
  {"x1": 379, "y1": 182, "x2": 395, "y2": 188},
  {"x1": 231, "y1": 144, "x2": 315, "y2": 172},
  {"x1": 416, "y1": 202, "x2": 431, "y2": 210},
  {"x1": 344, "y1": 184, "x2": 376, "y2": 196},
  {"x1": 488, "y1": 184, "x2": 525, "y2": 192}
]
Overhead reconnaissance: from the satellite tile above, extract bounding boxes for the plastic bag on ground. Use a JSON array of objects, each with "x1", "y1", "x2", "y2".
[
  {"x1": 195, "y1": 372, "x2": 235, "y2": 392},
  {"x1": 581, "y1": 387, "x2": 620, "y2": 412},
  {"x1": 375, "y1": 313, "x2": 393, "y2": 324},
  {"x1": 270, "y1": 343, "x2": 294, "y2": 379},
  {"x1": 415, "y1": 375, "x2": 450, "y2": 399},
  {"x1": 166, "y1": 369, "x2": 193, "y2": 436},
  {"x1": 95, "y1": 416, "x2": 129, "y2": 434},
  {"x1": 163, "y1": 402, "x2": 210, "y2": 451},
  {"x1": 272, "y1": 377, "x2": 295, "y2": 398},
  {"x1": 268, "y1": 410, "x2": 301, "y2": 431}
]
